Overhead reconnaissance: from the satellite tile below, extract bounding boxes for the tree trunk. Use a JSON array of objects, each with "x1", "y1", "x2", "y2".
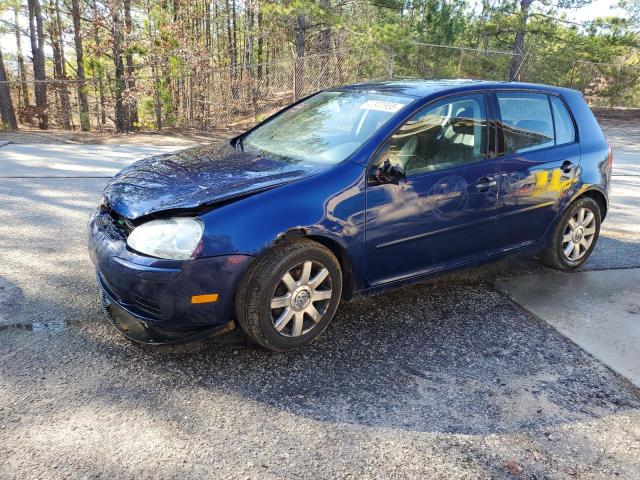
[
  {"x1": 92, "y1": 0, "x2": 106, "y2": 125},
  {"x1": 48, "y1": 0, "x2": 72, "y2": 129},
  {"x1": 27, "y1": 0, "x2": 48, "y2": 129},
  {"x1": 0, "y1": 46, "x2": 18, "y2": 129},
  {"x1": 14, "y1": 6, "x2": 30, "y2": 109},
  {"x1": 509, "y1": 0, "x2": 532, "y2": 82},
  {"x1": 113, "y1": 3, "x2": 125, "y2": 131},
  {"x1": 55, "y1": 0, "x2": 74, "y2": 129},
  {"x1": 113, "y1": 1, "x2": 133, "y2": 132},
  {"x1": 231, "y1": 0, "x2": 238, "y2": 67},
  {"x1": 145, "y1": 0, "x2": 162, "y2": 130},
  {"x1": 213, "y1": 0, "x2": 222, "y2": 66},
  {"x1": 154, "y1": 72, "x2": 162, "y2": 131},
  {"x1": 246, "y1": 0, "x2": 254, "y2": 72},
  {"x1": 294, "y1": 15, "x2": 306, "y2": 100},
  {"x1": 318, "y1": 0, "x2": 332, "y2": 86},
  {"x1": 257, "y1": 10, "x2": 263, "y2": 80},
  {"x1": 123, "y1": 0, "x2": 139, "y2": 127},
  {"x1": 205, "y1": 0, "x2": 211, "y2": 49},
  {"x1": 319, "y1": 0, "x2": 332, "y2": 54},
  {"x1": 225, "y1": 0, "x2": 237, "y2": 97},
  {"x1": 72, "y1": 0, "x2": 91, "y2": 130},
  {"x1": 225, "y1": 0, "x2": 233, "y2": 66}
]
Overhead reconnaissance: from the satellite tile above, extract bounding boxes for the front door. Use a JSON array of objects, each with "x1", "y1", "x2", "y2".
[{"x1": 365, "y1": 93, "x2": 499, "y2": 287}]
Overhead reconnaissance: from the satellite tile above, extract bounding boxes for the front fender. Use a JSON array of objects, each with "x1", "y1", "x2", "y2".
[{"x1": 197, "y1": 161, "x2": 367, "y2": 276}]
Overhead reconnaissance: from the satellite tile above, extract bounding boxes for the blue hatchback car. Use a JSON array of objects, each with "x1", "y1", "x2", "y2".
[{"x1": 89, "y1": 79, "x2": 612, "y2": 350}]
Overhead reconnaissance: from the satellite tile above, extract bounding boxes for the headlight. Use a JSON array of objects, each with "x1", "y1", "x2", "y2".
[{"x1": 127, "y1": 217, "x2": 204, "y2": 260}]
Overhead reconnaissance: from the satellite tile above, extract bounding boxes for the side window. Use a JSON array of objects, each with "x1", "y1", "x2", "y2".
[
  {"x1": 385, "y1": 94, "x2": 487, "y2": 176},
  {"x1": 497, "y1": 92, "x2": 554, "y2": 154},
  {"x1": 550, "y1": 96, "x2": 576, "y2": 145}
]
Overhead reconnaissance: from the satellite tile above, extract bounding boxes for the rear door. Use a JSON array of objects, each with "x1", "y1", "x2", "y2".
[
  {"x1": 364, "y1": 92, "x2": 500, "y2": 286},
  {"x1": 491, "y1": 91, "x2": 580, "y2": 254}
]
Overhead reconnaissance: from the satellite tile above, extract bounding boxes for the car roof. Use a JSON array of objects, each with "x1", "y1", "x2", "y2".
[{"x1": 335, "y1": 78, "x2": 579, "y2": 99}]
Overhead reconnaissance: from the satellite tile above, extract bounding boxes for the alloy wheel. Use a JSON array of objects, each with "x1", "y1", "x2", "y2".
[
  {"x1": 269, "y1": 260, "x2": 333, "y2": 337},
  {"x1": 562, "y1": 206, "x2": 597, "y2": 262}
]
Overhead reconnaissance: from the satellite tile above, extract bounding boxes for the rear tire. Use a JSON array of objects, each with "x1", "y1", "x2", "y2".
[
  {"x1": 236, "y1": 239, "x2": 342, "y2": 351},
  {"x1": 539, "y1": 197, "x2": 601, "y2": 270}
]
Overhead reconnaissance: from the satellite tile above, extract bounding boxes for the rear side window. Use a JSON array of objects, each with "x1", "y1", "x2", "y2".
[
  {"x1": 550, "y1": 96, "x2": 576, "y2": 145},
  {"x1": 497, "y1": 92, "x2": 554, "y2": 154}
]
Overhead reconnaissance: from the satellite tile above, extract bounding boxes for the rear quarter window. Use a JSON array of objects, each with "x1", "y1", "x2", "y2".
[
  {"x1": 550, "y1": 96, "x2": 576, "y2": 145},
  {"x1": 497, "y1": 92, "x2": 555, "y2": 154}
]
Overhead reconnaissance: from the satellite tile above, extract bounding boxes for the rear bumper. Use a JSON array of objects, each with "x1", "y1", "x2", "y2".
[{"x1": 88, "y1": 210, "x2": 254, "y2": 332}]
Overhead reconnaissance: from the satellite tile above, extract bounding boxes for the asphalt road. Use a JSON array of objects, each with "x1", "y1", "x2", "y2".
[
  {"x1": 0, "y1": 144, "x2": 189, "y2": 177},
  {"x1": 1, "y1": 122, "x2": 639, "y2": 479}
]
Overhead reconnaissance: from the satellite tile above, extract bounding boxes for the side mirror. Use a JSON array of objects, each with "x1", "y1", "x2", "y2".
[{"x1": 373, "y1": 159, "x2": 406, "y2": 185}]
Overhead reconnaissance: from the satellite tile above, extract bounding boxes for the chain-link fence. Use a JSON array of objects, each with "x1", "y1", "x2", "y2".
[
  {"x1": 566, "y1": 60, "x2": 640, "y2": 108},
  {"x1": 1, "y1": 42, "x2": 638, "y2": 132},
  {"x1": 1, "y1": 48, "x2": 389, "y2": 132},
  {"x1": 390, "y1": 42, "x2": 515, "y2": 81}
]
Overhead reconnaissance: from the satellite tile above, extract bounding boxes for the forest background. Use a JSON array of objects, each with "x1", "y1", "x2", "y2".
[{"x1": 0, "y1": 0, "x2": 638, "y2": 132}]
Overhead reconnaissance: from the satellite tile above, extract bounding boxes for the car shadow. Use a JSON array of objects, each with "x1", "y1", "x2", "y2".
[{"x1": 28, "y1": 244, "x2": 635, "y2": 437}]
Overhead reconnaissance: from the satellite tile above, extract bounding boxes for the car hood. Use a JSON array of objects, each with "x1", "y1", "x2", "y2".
[{"x1": 103, "y1": 143, "x2": 319, "y2": 220}]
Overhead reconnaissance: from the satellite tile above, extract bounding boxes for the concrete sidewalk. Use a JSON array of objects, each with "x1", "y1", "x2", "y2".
[
  {"x1": 0, "y1": 143, "x2": 190, "y2": 178},
  {"x1": 495, "y1": 269, "x2": 640, "y2": 388}
]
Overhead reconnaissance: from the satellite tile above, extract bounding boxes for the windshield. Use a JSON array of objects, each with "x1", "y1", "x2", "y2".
[{"x1": 240, "y1": 90, "x2": 414, "y2": 165}]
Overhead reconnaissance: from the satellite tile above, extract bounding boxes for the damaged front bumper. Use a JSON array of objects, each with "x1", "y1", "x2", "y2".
[
  {"x1": 89, "y1": 209, "x2": 254, "y2": 344},
  {"x1": 100, "y1": 291, "x2": 235, "y2": 344}
]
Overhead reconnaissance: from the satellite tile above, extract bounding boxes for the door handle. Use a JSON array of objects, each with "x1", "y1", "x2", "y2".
[
  {"x1": 476, "y1": 176, "x2": 497, "y2": 192},
  {"x1": 561, "y1": 160, "x2": 574, "y2": 173}
]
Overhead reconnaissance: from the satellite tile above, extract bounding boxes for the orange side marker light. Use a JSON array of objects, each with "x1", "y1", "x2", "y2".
[{"x1": 191, "y1": 293, "x2": 219, "y2": 304}]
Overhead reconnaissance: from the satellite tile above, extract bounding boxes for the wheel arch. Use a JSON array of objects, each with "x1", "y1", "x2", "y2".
[
  {"x1": 539, "y1": 188, "x2": 603, "y2": 270},
  {"x1": 541, "y1": 186, "x2": 607, "y2": 251},
  {"x1": 306, "y1": 235, "x2": 355, "y2": 300},
  {"x1": 272, "y1": 229, "x2": 356, "y2": 300},
  {"x1": 578, "y1": 188, "x2": 608, "y2": 220}
]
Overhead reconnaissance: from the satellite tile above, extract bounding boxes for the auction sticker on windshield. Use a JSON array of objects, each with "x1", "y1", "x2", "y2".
[{"x1": 360, "y1": 100, "x2": 406, "y2": 113}]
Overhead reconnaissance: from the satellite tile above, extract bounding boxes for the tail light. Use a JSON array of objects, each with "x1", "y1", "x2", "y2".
[{"x1": 607, "y1": 144, "x2": 613, "y2": 171}]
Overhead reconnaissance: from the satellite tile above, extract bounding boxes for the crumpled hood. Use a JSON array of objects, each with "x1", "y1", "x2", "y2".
[{"x1": 103, "y1": 143, "x2": 318, "y2": 220}]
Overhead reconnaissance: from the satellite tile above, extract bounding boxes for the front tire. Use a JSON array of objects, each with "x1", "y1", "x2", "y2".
[
  {"x1": 236, "y1": 239, "x2": 342, "y2": 351},
  {"x1": 539, "y1": 196, "x2": 601, "y2": 270}
]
